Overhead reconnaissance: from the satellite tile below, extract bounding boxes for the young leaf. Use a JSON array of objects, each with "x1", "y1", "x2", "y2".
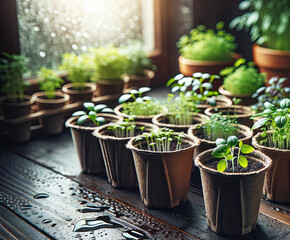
[
  {"x1": 227, "y1": 136, "x2": 238, "y2": 147},
  {"x1": 240, "y1": 144, "x2": 254, "y2": 154},
  {"x1": 166, "y1": 78, "x2": 176, "y2": 87},
  {"x1": 239, "y1": 141, "x2": 243, "y2": 147},
  {"x1": 72, "y1": 111, "x2": 86, "y2": 117},
  {"x1": 226, "y1": 154, "x2": 233, "y2": 160},
  {"x1": 130, "y1": 89, "x2": 139, "y2": 95},
  {"x1": 89, "y1": 111, "x2": 97, "y2": 122},
  {"x1": 251, "y1": 118, "x2": 269, "y2": 130},
  {"x1": 212, "y1": 144, "x2": 230, "y2": 158},
  {"x1": 100, "y1": 108, "x2": 114, "y2": 113},
  {"x1": 118, "y1": 94, "x2": 131, "y2": 104},
  {"x1": 142, "y1": 96, "x2": 152, "y2": 101},
  {"x1": 77, "y1": 115, "x2": 89, "y2": 125},
  {"x1": 193, "y1": 72, "x2": 202, "y2": 78},
  {"x1": 171, "y1": 86, "x2": 180, "y2": 93},
  {"x1": 217, "y1": 160, "x2": 227, "y2": 172},
  {"x1": 94, "y1": 104, "x2": 107, "y2": 112},
  {"x1": 83, "y1": 102, "x2": 94, "y2": 111},
  {"x1": 264, "y1": 102, "x2": 276, "y2": 110},
  {"x1": 138, "y1": 87, "x2": 151, "y2": 93},
  {"x1": 174, "y1": 73, "x2": 184, "y2": 80},
  {"x1": 96, "y1": 116, "x2": 106, "y2": 124},
  {"x1": 275, "y1": 116, "x2": 287, "y2": 128},
  {"x1": 238, "y1": 155, "x2": 248, "y2": 168},
  {"x1": 216, "y1": 138, "x2": 226, "y2": 146},
  {"x1": 280, "y1": 98, "x2": 290, "y2": 108},
  {"x1": 207, "y1": 97, "x2": 216, "y2": 106}
]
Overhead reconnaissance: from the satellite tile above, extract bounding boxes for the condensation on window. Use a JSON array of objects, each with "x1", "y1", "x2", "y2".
[{"x1": 16, "y1": 0, "x2": 147, "y2": 74}]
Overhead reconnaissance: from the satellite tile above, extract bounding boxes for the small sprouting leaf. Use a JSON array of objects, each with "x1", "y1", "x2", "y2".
[
  {"x1": 238, "y1": 155, "x2": 248, "y2": 168},
  {"x1": 72, "y1": 111, "x2": 86, "y2": 117},
  {"x1": 216, "y1": 138, "x2": 226, "y2": 146},
  {"x1": 202, "y1": 82, "x2": 212, "y2": 90},
  {"x1": 174, "y1": 73, "x2": 184, "y2": 80},
  {"x1": 216, "y1": 21, "x2": 224, "y2": 30},
  {"x1": 118, "y1": 94, "x2": 132, "y2": 104},
  {"x1": 207, "y1": 97, "x2": 216, "y2": 106},
  {"x1": 100, "y1": 108, "x2": 114, "y2": 113},
  {"x1": 227, "y1": 136, "x2": 238, "y2": 147},
  {"x1": 239, "y1": 0, "x2": 250, "y2": 10},
  {"x1": 89, "y1": 111, "x2": 97, "y2": 122},
  {"x1": 94, "y1": 104, "x2": 107, "y2": 112},
  {"x1": 192, "y1": 79, "x2": 201, "y2": 86},
  {"x1": 275, "y1": 116, "x2": 287, "y2": 128},
  {"x1": 166, "y1": 78, "x2": 176, "y2": 87},
  {"x1": 251, "y1": 118, "x2": 269, "y2": 130},
  {"x1": 280, "y1": 98, "x2": 290, "y2": 108},
  {"x1": 234, "y1": 58, "x2": 246, "y2": 68},
  {"x1": 240, "y1": 145, "x2": 254, "y2": 154},
  {"x1": 130, "y1": 89, "x2": 139, "y2": 95},
  {"x1": 83, "y1": 102, "x2": 94, "y2": 110},
  {"x1": 77, "y1": 115, "x2": 89, "y2": 125},
  {"x1": 226, "y1": 154, "x2": 233, "y2": 160},
  {"x1": 261, "y1": 131, "x2": 267, "y2": 137},
  {"x1": 264, "y1": 102, "x2": 276, "y2": 110},
  {"x1": 142, "y1": 96, "x2": 152, "y2": 101},
  {"x1": 202, "y1": 73, "x2": 210, "y2": 79},
  {"x1": 193, "y1": 72, "x2": 202, "y2": 78},
  {"x1": 180, "y1": 86, "x2": 187, "y2": 92},
  {"x1": 139, "y1": 87, "x2": 151, "y2": 93},
  {"x1": 212, "y1": 144, "x2": 230, "y2": 158},
  {"x1": 96, "y1": 116, "x2": 106, "y2": 124},
  {"x1": 217, "y1": 160, "x2": 227, "y2": 172},
  {"x1": 171, "y1": 86, "x2": 180, "y2": 93},
  {"x1": 239, "y1": 141, "x2": 243, "y2": 147}
]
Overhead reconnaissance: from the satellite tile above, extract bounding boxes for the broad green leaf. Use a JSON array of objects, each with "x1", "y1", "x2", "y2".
[
  {"x1": 238, "y1": 155, "x2": 248, "y2": 168},
  {"x1": 226, "y1": 154, "x2": 233, "y2": 160},
  {"x1": 240, "y1": 144, "x2": 254, "y2": 154},
  {"x1": 171, "y1": 86, "x2": 180, "y2": 93},
  {"x1": 96, "y1": 116, "x2": 106, "y2": 124},
  {"x1": 251, "y1": 118, "x2": 269, "y2": 130},
  {"x1": 239, "y1": 141, "x2": 243, "y2": 147},
  {"x1": 89, "y1": 111, "x2": 97, "y2": 122},
  {"x1": 212, "y1": 144, "x2": 230, "y2": 158},
  {"x1": 130, "y1": 89, "x2": 139, "y2": 95},
  {"x1": 217, "y1": 160, "x2": 227, "y2": 172},
  {"x1": 227, "y1": 136, "x2": 238, "y2": 147},
  {"x1": 202, "y1": 73, "x2": 210, "y2": 79},
  {"x1": 280, "y1": 98, "x2": 290, "y2": 108},
  {"x1": 216, "y1": 138, "x2": 226, "y2": 146},
  {"x1": 193, "y1": 72, "x2": 202, "y2": 78},
  {"x1": 275, "y1": 116, "x2": 287, "y2": 128},
  {"x1": 94, "y1": 104, "x2": 107, "y2": 112},
  {"x1": 264, "y1": 102, "x2": 276, "y2": 110},
  {"x1": 174, "y1": 73, "x2": 184, "y2": 80},
  {"x1": 100, "y1": 108, "x2": 114, "y2": 113},
  {"x1": 83, "y1": 102, "x2": 94, "y2": 110},
  {"x1": 139, "y1": 87, "x2": 151, "y2": 93},
  {"x1": 72, "y1": 111, "x2": 86, "y2": 117},
  {"x1": 77, "y1": 115, "x2": 89, "y2": 125},
  {"x1": 118, "y1": 94, "x2": 131, "y2": 104}
]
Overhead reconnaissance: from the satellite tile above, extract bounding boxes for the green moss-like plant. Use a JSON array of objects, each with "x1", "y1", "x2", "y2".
[
  {"x1": 220, "y1": 58, "x2": 265, "y2": 95},
  {"x1": 177, "y1": 22, "x2": 237, "y2": 61}
]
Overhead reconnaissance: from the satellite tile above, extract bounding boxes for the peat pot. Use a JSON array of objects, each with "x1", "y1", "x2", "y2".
[
  {"x1": 93, "y1": 122, "x2": 158, "y2": 188},
  {"x1": 196, "y1": 96, "x2": 232, "y2": 114},
  {"x1": 66, "y1": 114, "x2": 123, "y2": 175},
  {"x1": 127, "y1": 134, "x2": 199, "y2": 208},
  {"x1": 195, "y1": 148, "x2": 272, "y2": 235},
  {"x1": 62, "y1": 83, "x2": 96, "y2": 103},
  {"x1": 124, "y1": 70, "x2": 154, "y2": 90},
  {"x1": 96, "y1": 79, "x2": 124, "y2": 96},
  {"x1": 32, "y1": 91, "x2": 70, "y2": 135},
  {"x1": 252, "y1": 132, "x2": 290, "y2": 204}
]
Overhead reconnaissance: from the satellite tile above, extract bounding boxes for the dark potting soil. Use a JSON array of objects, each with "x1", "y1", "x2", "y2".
[
  {"x1": 194, "y1": 129, "x2": 244, "y2": 142},
  {"x1": 140, "y1": 141, "x2": 191, "y2": 151},
  {"x1": 80, "y1": 119, "x2": 114, "y2": 128},
  {"x1": 204, "y1": 158, "x2": 264, "y2": 173}
]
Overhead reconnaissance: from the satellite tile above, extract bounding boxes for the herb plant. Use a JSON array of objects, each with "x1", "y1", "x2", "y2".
[
  {"x1": 251, "y1": 77, "x2": 290, "y2": 113},
  {"x1": 177, "y1": 22, "x2": 237, "y2": 61},
  {"x1": 212, "y1": 136, "x2": 254, "y2": 172},
  {"x1": 38, "y1": 67, "x2": 63, "y2": 99},
  {"x1": 0, "y1": 53, "x2": 29, "y2": 101},
  {"x1": 118, "y1": 87, "x2": 162, "y2": 116},
  {"x1": 135, "y1": 128, "x2": 185, "y2": 151},
  {"x1": 220, "y1": 58, "x2": 265, "y2": 95},
  {"x1": 252, "y1": 98, "x2": 290, "y2": 149},
  {"x1": 107, "y1": 118, "x2": 142, "y2": 138},
  {"x1": 230, "y1": 0, "x2": 290, "y2": 51},
  {"x1": 72, "y1": 102, "x2": 114, "y2": 126}
]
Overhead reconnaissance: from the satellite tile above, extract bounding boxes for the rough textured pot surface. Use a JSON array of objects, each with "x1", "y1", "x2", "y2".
[
  {"x1": 252, "y1": 44, "x2": 290, "y2": 87},
  {"x1": 96, "y1": 79, "x2": 124, "y2": 96},
  {"x1": 66, "y1": 114, "x2": 123, "y2": 175},
  {"x1": 7, "y1": 121, "x2": 31, "y2": 143},
  {"x1": 252, "y1": 132, "x2": 290, "y2": 204},
  {"x1": 196, "y1": 96, "x2": 232, "y2": 114},
  {"x1": 114, "y1": 104, "x2": 155, "y2": 123},
  {"x1": 33, "y1": 92, "x2": 70, "y2": 135},
  {"x1": 0, "y1": 95, "x2": 33, "y2": 119},
  {"x1": 205, "y1": 105, "x2": 253, "y2": 128},
  {"x1": 152, "y1": 113, "x2": 209, "y2": 133},
  {"x1": 218, "y1": 85, "x2": 257, "y2": 106},
  {"x1": 124, "y1": 70, "x2": 154, "y2": 89},
  {"x1": 178, "y1": 54, "x2": 240, "y2": 90},
  {"x1": 62, "y1": 83, "x2": 96, "y2": 103},
  {"x1": 93, "y1": 122, "x2": 158, "y2": 188},
  {"x1": 127, "y1": 134, "x2": 199, "y2": 208},
  {"x1": 195, "y1": 148, "x2": 272, "y2": 236}
]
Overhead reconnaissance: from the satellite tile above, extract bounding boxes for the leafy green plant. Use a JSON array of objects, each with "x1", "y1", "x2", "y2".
[
  {"x1": 37, "y1": 67, "x2": 63, "y2": 99},
  {"x1": 0, "y1": 53, "x2": 29, "y2": 101},
  {"x1": 252, "y1": 98, "x2": 290, "y2": 149},
  {"x1": 59, "y1": 53, "x2": 94, "y2": 90},
  {"x1": 123, "y1": 40, "x2": 156, "y2": 75},
  {"x1": 251, "y1": 77, "x2": 290, "y2": 113},
  {"x1": 230, "y1": 0, "x2": 290, "y2": 51},
  {"x1": 91, "y1": 46, "x2": 129, "y2": 81},
  {"x1": 107, "y1": 118, "x2": 142, "y2": 138},
  {"x1": 72, "y1": 102, "x2": 114, "y2": 126},
  {"x1": 118, "y1": 87, "x2": 162, "y2": 116},
  {"x1": 212, "y1": 136, "x2": 254, "y2": 172},
  {"x1": 220, "y1": 58, "x2": 265, "y2": 95},
  {"x1": 135, "y1": 128, "x2": 185, "y2": 151},
  {"x1": 177, "y1": 22, "x2": 237, "y2": 61}
]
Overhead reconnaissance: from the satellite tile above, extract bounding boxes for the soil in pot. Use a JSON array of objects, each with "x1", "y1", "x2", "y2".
[
  {"x1": 124, "y1": 70, "x2": 154, "y2": 90},
  {"x1": 96, "y1": 79, "x2": 124, "y2": 97},
  {"x1": 62, "y1": 83, "x2": 96, "y2": 103},
  {"x1": 195, "y1": 149, "x2": 272, "y2": 236},
  {"x1": 66, "y1": 114, "x2": 123, "y2": 175},
  {"x1": 252, "y1": 132, "x2": 290, "y2": 204}
]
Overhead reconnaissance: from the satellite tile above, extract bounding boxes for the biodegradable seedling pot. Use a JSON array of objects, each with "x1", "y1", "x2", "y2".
[
  {"x1": 195, "y1": 148, "x2": 272, "y2": 236},
  {"x1": 93, "y1": 122, "x2": 158, "y2": 188},
  {"x1": 196, "y1": 96, "x2": 232, "y2": 114},
  {"x1": 127, "y1": 134, "x2": 199, "y2": 208},
  {"x1": 62, "y1": 82, "x2": 96, "y2": 103},
  {"x1": 252, "y1": 132, "x2": 290, "y2": 204},
  {"x1": 124, "y1": 70, "x2": 154, "y2": 90},
  {"x1": 96, "y1": 79, "x2": 124, "y2": 96},
  {"x1": 32, "y1": 91, "x2": 70, "y2": 135},
  {"x1": 66, "y1": 114, "x2": 123, "y2": 175},
  {"x1": 152, "y1": 112, "x2": 209, "y2": 133},
  {"x1": 205, "y1": 105, "x2": 253, "y2": 128}
]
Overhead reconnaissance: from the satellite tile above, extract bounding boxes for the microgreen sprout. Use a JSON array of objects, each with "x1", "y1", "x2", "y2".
[
  {"x1": 72, "y1": 102, "x2": 114, "y2": 126},
  {"x1": 107, "y1": 118, "x2": 139, "y2": 138},
  {"x1": 212, "y1": 136, "x2": 254, "y2": 172}
]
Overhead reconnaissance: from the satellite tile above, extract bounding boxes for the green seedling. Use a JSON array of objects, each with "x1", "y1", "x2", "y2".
[{"x1": 107, "y1": 118, "x2": 139, "y2": 138}]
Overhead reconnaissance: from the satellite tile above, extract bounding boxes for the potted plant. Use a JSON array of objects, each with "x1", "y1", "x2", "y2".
[
  {"x1": 32, "y1": 67, "x2": 69, "y2": 135},
  {"x1": 114, "y1": 87, "x2": 163, "y2": 123},
  {"x1": 252, "y1": 98, "x2": 290, "y2": 203},
  {"x1": 60, "y1": 53, "x2": 96, "y2": 103},
  {"x1": 177, "y1": 22, "x2": 239, "y2": 90},
  {"x1": 91, "y1": 46, "x2": 129, "y2": 96},
  {"x1": 219, "y1": 58, "x2": 266, "y2": 105},
  {"x1": 66, "y1": 102, "x2": 122, "y2": 175},
  {"x1": 126, "y1": 128, "x2": 199, "y2": 208},
  {"x1": 230, "y1": 0, "x2": 290, "y2": 87},
  {"x1": 123, "y1": 40, "x2": 156, "y2": 89},
  {"x1": 195, "y1": 135, "x2": 272, "y2": 235},
  {"x1": 0, "y1": 53, "x2": 33, "y2": 142}
]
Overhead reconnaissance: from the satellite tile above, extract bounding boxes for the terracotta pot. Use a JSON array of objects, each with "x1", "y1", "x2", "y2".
[
  {"x1": 93, "y1": 122, "x2": 158, "y2": 188},
  {"x1": 205, "y1": 105, "x2": 253, "y2": 128},
  {"x1": 252, "y1": 132, "x2": 290, "y2": 204},
  {"x1": 152, "y1": 113, "x2": 209, "y2": 133},
  {"x1": 127, "y1": 134, "x2": 199, "y2": 208},
  {"x1": 178, "y1": 53, "x2": 241, "y2": 90},
  {"x1": 218, "y1": 85, "x2": 257, "y2": 106},
  {"x1": 66, "y1": 114, "x2": 123, "y2": 175},
  {"x1": 114, "y1": 104, "x2": 156, "y2": 123},
  {"x1": 195, "y1": 148, "x2": 272, "y2": 235},
  {"x1": 96, "y1": 79, "x2": 124, "y2": 96},
  {"x1": 252, "y1": 44, "x2": 290, "y2": 87},
  {"x1": 124, "y1": 70, "x2": 154, "y2": 90},
  {"x1": 196, "y1": 96, "x2": 232, "y2": 114},
  {"x1": 62, "y1": 83, "x2": 96, "y2": 103},
  {"x1": 32, "y1": 92, "x2": 70, "y2": 135}
]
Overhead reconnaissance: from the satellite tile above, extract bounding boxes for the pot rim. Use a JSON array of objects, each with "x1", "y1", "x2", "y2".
[
  {"x1": 178, "y1": 54, "x2": 237, "y2": 66},
  {"x1": 62, "y1": 82, "x2": 96, "y2": 94},
  {"x1": 0, "y1": 95, "x2": 34, "y2": 106},
  {"x1": 204, "y1": 105, "x2": 253, "y2": 118},
  {"x1": 218, "y1": 85, "x2": 252, "y2": 98},
  {"x1": 195, "y1": 147, "x2": 272, "y2": 176},
  {"x1": 114, "y1": 104, "x2": 157, "y2": 119},
  {"x1": 196, "y1": 96, "x2": 233, "y2": 109},
  {"x1": 252, "y1": 132, "x2": 290, "y2": 153},
  {"x1": 32, "y1": 91, "x2": 70, "y2": 104},
  {"x1": 96, "y1": 79, "x2": 124, "y2": 85},
  {"x1": 253, "y1": 44, "x2": 290, "y2": 55},
  {"x1": 124, "y1": 69, "x2": 155, "y2": 82}
]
